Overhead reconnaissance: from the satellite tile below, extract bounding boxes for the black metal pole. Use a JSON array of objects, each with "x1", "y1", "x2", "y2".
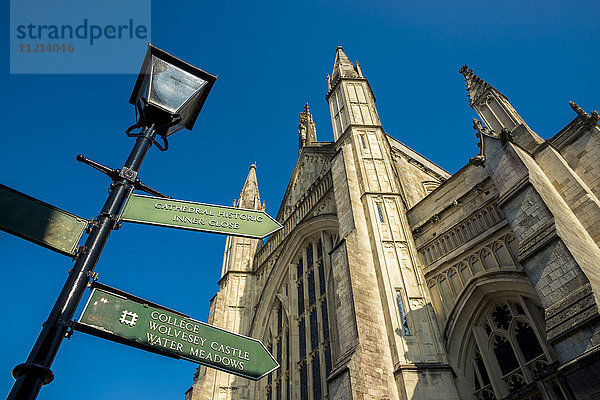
[{"x1": 7, "y1": 126, "x2": 158, "y2": 400}]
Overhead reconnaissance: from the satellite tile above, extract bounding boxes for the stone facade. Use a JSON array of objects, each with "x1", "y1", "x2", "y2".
[{"x1": 185, "y1": 48, "x2": 600, "y2": 399}]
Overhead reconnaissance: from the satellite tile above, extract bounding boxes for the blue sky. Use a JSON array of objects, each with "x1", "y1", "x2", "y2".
[{"x1": 1, "y1": 0, "x2": 599, "y2": 399}]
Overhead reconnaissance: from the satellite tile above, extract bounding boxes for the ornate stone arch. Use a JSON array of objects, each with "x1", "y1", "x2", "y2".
[
  {"x1": 444, "y1": 272, "x2": 570, "y2": 400},
  {"x1": 469, "y1": 254, "x2": 485, "y2": 275},
  {"x1": 250, "y1": 215, "x2": 338, "y2": 400},
  {"x1": 491, "y1": 240, "x2": 514, "y2": 268}
]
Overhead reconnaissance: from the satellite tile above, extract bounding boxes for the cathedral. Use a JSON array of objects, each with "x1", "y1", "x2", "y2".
[{"x1": 185, "y1": 47, "x2": 600, "y2": 400}]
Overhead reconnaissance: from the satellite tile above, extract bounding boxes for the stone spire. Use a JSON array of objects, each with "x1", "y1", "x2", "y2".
[
  {"x1": 459, "y1": 65, "x2": 495, "y2": 105},
  {"x1": 235, "y1": 164, "x2": 263, "y2": 211},
  {"x1": 298, "y1": 103, "x2": 317, "y2": 153},
  {"x1": 331, "y1": 46, "x2": 359, "y2": 82},
  {"x1": 460, "y1": 65, "x2": 544, "y2": 157}
]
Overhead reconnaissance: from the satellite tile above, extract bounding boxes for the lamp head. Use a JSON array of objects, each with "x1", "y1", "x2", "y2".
[{"x1": 129, "y1": 44, "x2": 217, "y2": 136}]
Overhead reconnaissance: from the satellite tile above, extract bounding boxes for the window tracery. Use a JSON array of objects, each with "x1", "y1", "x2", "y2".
[
  {"x1": 471, "y1": 298, "x2": 555, "y2": 400},
  {"x1": 296, "y1": 235, "x2": 333, "y2": 399}
]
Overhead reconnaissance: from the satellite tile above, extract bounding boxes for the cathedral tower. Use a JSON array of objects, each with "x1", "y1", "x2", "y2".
[
  {"x1": 324, "y1": 46, "x2": 459, "y2": 399},
  {"x1": 185, "y1": 165, "x2": 264, "y2": 400}
]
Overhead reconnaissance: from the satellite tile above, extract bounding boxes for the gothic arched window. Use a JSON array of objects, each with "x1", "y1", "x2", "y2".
[
  {"x1": 296, "y1": 235, "x2": 333, "y2": 400},
  {"x1": 264, "y1": 300, "x2": 289, "y2": 400},
  {"x1": 471, "y1": 298, "x2": 554, "y2": 400}
]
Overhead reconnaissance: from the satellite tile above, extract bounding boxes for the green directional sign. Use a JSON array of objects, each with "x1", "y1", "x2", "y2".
[
  {"x1": 0, "y1": 184, "x2": 88, "y2": 257},
  {"x1": 120, "y1": 194, "x2": 282, "y2": 239},
  {"x1": 74, "y1": 284, "x2": 279, "y2": 380}
]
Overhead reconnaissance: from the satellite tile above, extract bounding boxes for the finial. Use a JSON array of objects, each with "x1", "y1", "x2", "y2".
[
  {"x1": 459, "y1": 65, "x2": 491, "y2": 106},
  {"x1": 459, "y1": 65, "x2": 471, "y2": 75},
  {"x1": 250, "y1": 163, "x2": 256, "y2": 170}
]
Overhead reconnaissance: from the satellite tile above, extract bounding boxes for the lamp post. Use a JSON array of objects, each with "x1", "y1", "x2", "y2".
[{"x1": 7, "y1": 44, "x2": 216, "y2": 400}]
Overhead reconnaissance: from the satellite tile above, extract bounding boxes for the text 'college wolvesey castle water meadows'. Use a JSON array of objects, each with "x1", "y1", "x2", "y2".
[{"x1": 75, "y1": 284, "x2": 279, "y2": 380}]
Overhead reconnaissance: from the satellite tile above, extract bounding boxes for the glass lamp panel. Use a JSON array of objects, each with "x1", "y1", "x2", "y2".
[
  {"x1": 148, "y1": 56, "x2": 207, "y2": 113},
  {"x1": 177, "y1": 89, "x2": 203, "y2": 126}
]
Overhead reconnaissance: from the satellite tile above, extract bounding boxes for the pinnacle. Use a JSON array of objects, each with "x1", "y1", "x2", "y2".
[
  {"x1": 459, "y1": 65, "x2": 492, "y2": 105},
  {"x1": 332, "y1": 46, "x2": 358, "y2": 80},
  {"x1": 460, "y1": 65, "x2": 511, "y2": 108},
  {"x1": 298, "y1": 102, "x2": 317, "y2": 152},
  {"x1": 238, "y1": 164, "x2": 261, "y2": 210}
]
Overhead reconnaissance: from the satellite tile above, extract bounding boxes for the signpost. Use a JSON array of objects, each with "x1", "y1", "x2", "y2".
[
  {"x1": 6, "y1": 46, "x2": 278, "y2": 400},
  {"x1": 74, "y1": 284, "x2": 278, "y2": 380},
  {"x1": 0, "y1": 184, "x2": 87, "y2": 257},
  {"x1": 121, "y1": 194, "x2": 282, "y2": 239}
]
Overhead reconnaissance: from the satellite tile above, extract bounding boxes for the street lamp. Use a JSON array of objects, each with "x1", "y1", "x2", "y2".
[
  {"x1": 8, "y1": 44, "x2": 216, "y2": 400},
  {"x1": 129, "y1": 44, "x2": 216, "y2": 136}
]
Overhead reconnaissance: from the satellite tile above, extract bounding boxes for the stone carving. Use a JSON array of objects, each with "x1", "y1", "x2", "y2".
[
  {"x1": 425, "y1": 232, "x2": 519, "y2": 312},
  {"x1": 470, "y1": 118, "x2": 496, "y2": 166},
  {"x1": 569, "y1": 101, "x2": 600, "y2": 126},
  {"x1": 473, "y1": 118, "x2": 492, "y2": 137},
  {"x1": 499, "y1": 127, "x2": 513, "y2": 144},
  {"x1": 418, "y1": 203, "x2": 504, "y2": 266},
  {"x1": 298, "y1": 103, "x2": 318, "y2": 152},
  {"x1": 569, "y1": 101, "x2": 590, "y2": 118}
]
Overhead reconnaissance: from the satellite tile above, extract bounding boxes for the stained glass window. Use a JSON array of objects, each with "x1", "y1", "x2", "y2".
[
  {"x1": 324, "y1": 344, "x2": 332, "y2": 376},
  {"x1": 294, "y1": 236, "x2": 333, "y2": 399},
  {"x1": 312, "y1": 352, "x2": 322, "y2": 399},
  {"x1": 318, "y1": 261, "x2": 326, "y2": 296},
  {"x1": 299, "y1": 318, "x2": 306, "y2": 359},
  {"x1": 322, "y1": 301, "x2": 329, "y2": 340},
  {"x1": 297, "y1": 281, "x2": 304, "y2": 315},
  {"x1": 515, "y1": 321, "x2": 543, "y2": 362},
  {"x1": 395, "y1": 290, "x2": 410, "y2": 335},
  {"x1": 376, "y1": 203, "x2": 385, "y2": 223},
  {"x1": 308, "y1": 270, "x2": 316, "y2": 306},
  {"x1": 277, "y1": 303, "x2": 282, "y2": 335},
  {"x1": 310, "y1": 309, "x2": 319, "y2": 351},
  {"x1": 300, "y1": 361, "x2": 308, "y2": 400},
  {"x1": 472, "y1": 299, "x2": 555, "y2": 400}
]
